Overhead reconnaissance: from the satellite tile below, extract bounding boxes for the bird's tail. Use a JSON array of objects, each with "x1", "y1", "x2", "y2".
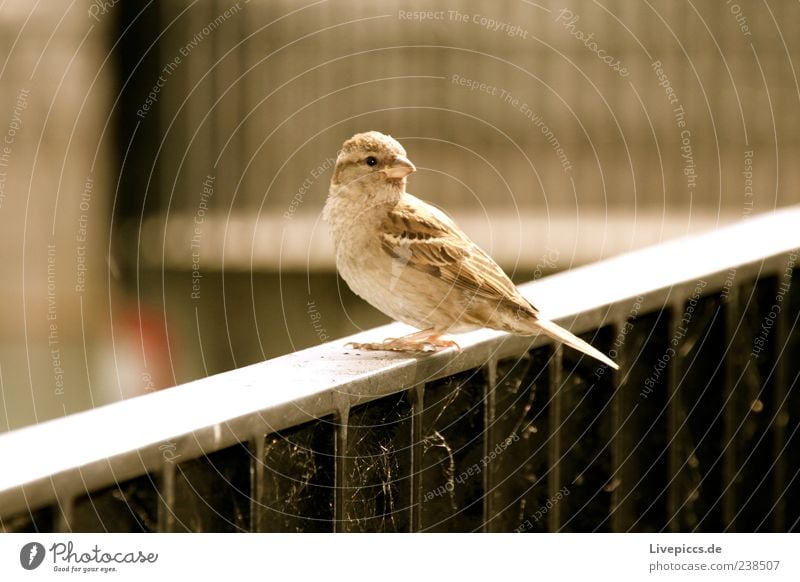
[{"x1": 533, "y1": 318, "x2": 619, "y2": 370}]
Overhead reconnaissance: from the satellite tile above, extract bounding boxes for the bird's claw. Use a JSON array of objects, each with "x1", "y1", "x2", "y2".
[{"x1": 346, "y1": 336, "x2": 461, "y2": 354}]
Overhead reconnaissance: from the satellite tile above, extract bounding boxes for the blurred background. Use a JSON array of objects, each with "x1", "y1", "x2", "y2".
[{"x1": 0, "y1": 0, "x2": 797, "y2": 432}]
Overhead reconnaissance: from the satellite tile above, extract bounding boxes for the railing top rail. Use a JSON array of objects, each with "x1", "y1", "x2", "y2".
[{"x1": 1, "y1": 205, "x2": 798, "y2": 517}]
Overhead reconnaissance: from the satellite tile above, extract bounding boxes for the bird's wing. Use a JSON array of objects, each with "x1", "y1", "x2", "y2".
[{"x1": 379, "y1": 194, "x2": 537, "y2": 313}]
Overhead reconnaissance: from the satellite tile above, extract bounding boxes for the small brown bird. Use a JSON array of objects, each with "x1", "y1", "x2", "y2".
[{"x1": 323, "y1": 131, "x2": 618, "y2": 370}]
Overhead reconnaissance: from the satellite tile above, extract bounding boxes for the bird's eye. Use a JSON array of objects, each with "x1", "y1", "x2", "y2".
[{"x1": 365, "y1": 156, "x2": 378, "y2": 166}]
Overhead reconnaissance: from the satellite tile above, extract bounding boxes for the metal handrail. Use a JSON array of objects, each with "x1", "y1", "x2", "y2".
[{"x1": 1, "y1": 205, "x2": 798, "y2": 525}]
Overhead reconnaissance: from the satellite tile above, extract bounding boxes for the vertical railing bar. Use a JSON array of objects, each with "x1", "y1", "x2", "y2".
[
  {"x1": 409, "y1": 384, "x2": 424, "y2": 533},
  {"x1": 250, "y1": 435, "x2": 265, "y2": 532},
  {"x1": 772, "y1": 274, "x2": 788, "y2": 532},
  {"x1": 159, "y1": 459, "x2": 176, "y2": 532},
  {"x1": 54, "y1": 495, "x2": 73, "y2": 533},
  {"x1": 722, "y1": 285, "x2": 739, "y2": 530},
  {"x1": 610, "y1": 322, "x2": 624, "y2": 533},
  {"x1": 548, "y1": 345, "x2": 563, "y2": 533},
  {"x1": 237, "y1": 6, "x2": 249, "y2": 205},
  {"x1": 667, "y1": 299, "x2": 682, "y2": 532},
  {"x1": 482, "y1": 357, "x2": 498, "y2": 532},
  {"x1": 333, "y1": 406, "x2": 350, "y2": 533},
  {"x1": 210, "y1": 0, "x2": 222, "y2": 185}
]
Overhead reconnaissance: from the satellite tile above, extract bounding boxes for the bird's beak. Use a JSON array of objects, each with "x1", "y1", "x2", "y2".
[{"x1": 383, "y1": 155, "x2": 416, "y2": 179}]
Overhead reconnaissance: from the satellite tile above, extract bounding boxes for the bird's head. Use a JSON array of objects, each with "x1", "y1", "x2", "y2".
[{"x1": 330, "y1": 131, "x2": 416, "y2": 196}]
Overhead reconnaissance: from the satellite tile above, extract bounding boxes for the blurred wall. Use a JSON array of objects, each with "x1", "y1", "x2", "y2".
[
  {"x1": 0, "y1": 1, "x2": 113, "y2": 431},
  {"x1": 132, "y1": 0, "x2": 798, "y2": 272},
  {"x1": 2, "y1": 1, "x2": 798, "y2": 429},
  {"x1": 116, "y1": 0, "x2": 799, "y2": 380}
]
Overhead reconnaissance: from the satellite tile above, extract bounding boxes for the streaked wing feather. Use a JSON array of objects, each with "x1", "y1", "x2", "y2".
[{"x1": 380, "y1": 195, "x2": 536, "y2": 313}]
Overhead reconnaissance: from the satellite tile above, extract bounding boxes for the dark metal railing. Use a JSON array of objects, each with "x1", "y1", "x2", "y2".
[{"x1": 1, "y1": 206, "x2": 798, "y2": 532}]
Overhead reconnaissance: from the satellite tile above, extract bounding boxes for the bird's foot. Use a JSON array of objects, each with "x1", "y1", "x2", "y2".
[{"x1": 347, "y1": 330, "x2": 461, "y2": 354}]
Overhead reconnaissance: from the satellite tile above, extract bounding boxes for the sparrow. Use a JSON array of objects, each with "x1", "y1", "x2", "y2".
[{"x1": 323, "y1": 131, "x2": 618, "y2": 370}]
